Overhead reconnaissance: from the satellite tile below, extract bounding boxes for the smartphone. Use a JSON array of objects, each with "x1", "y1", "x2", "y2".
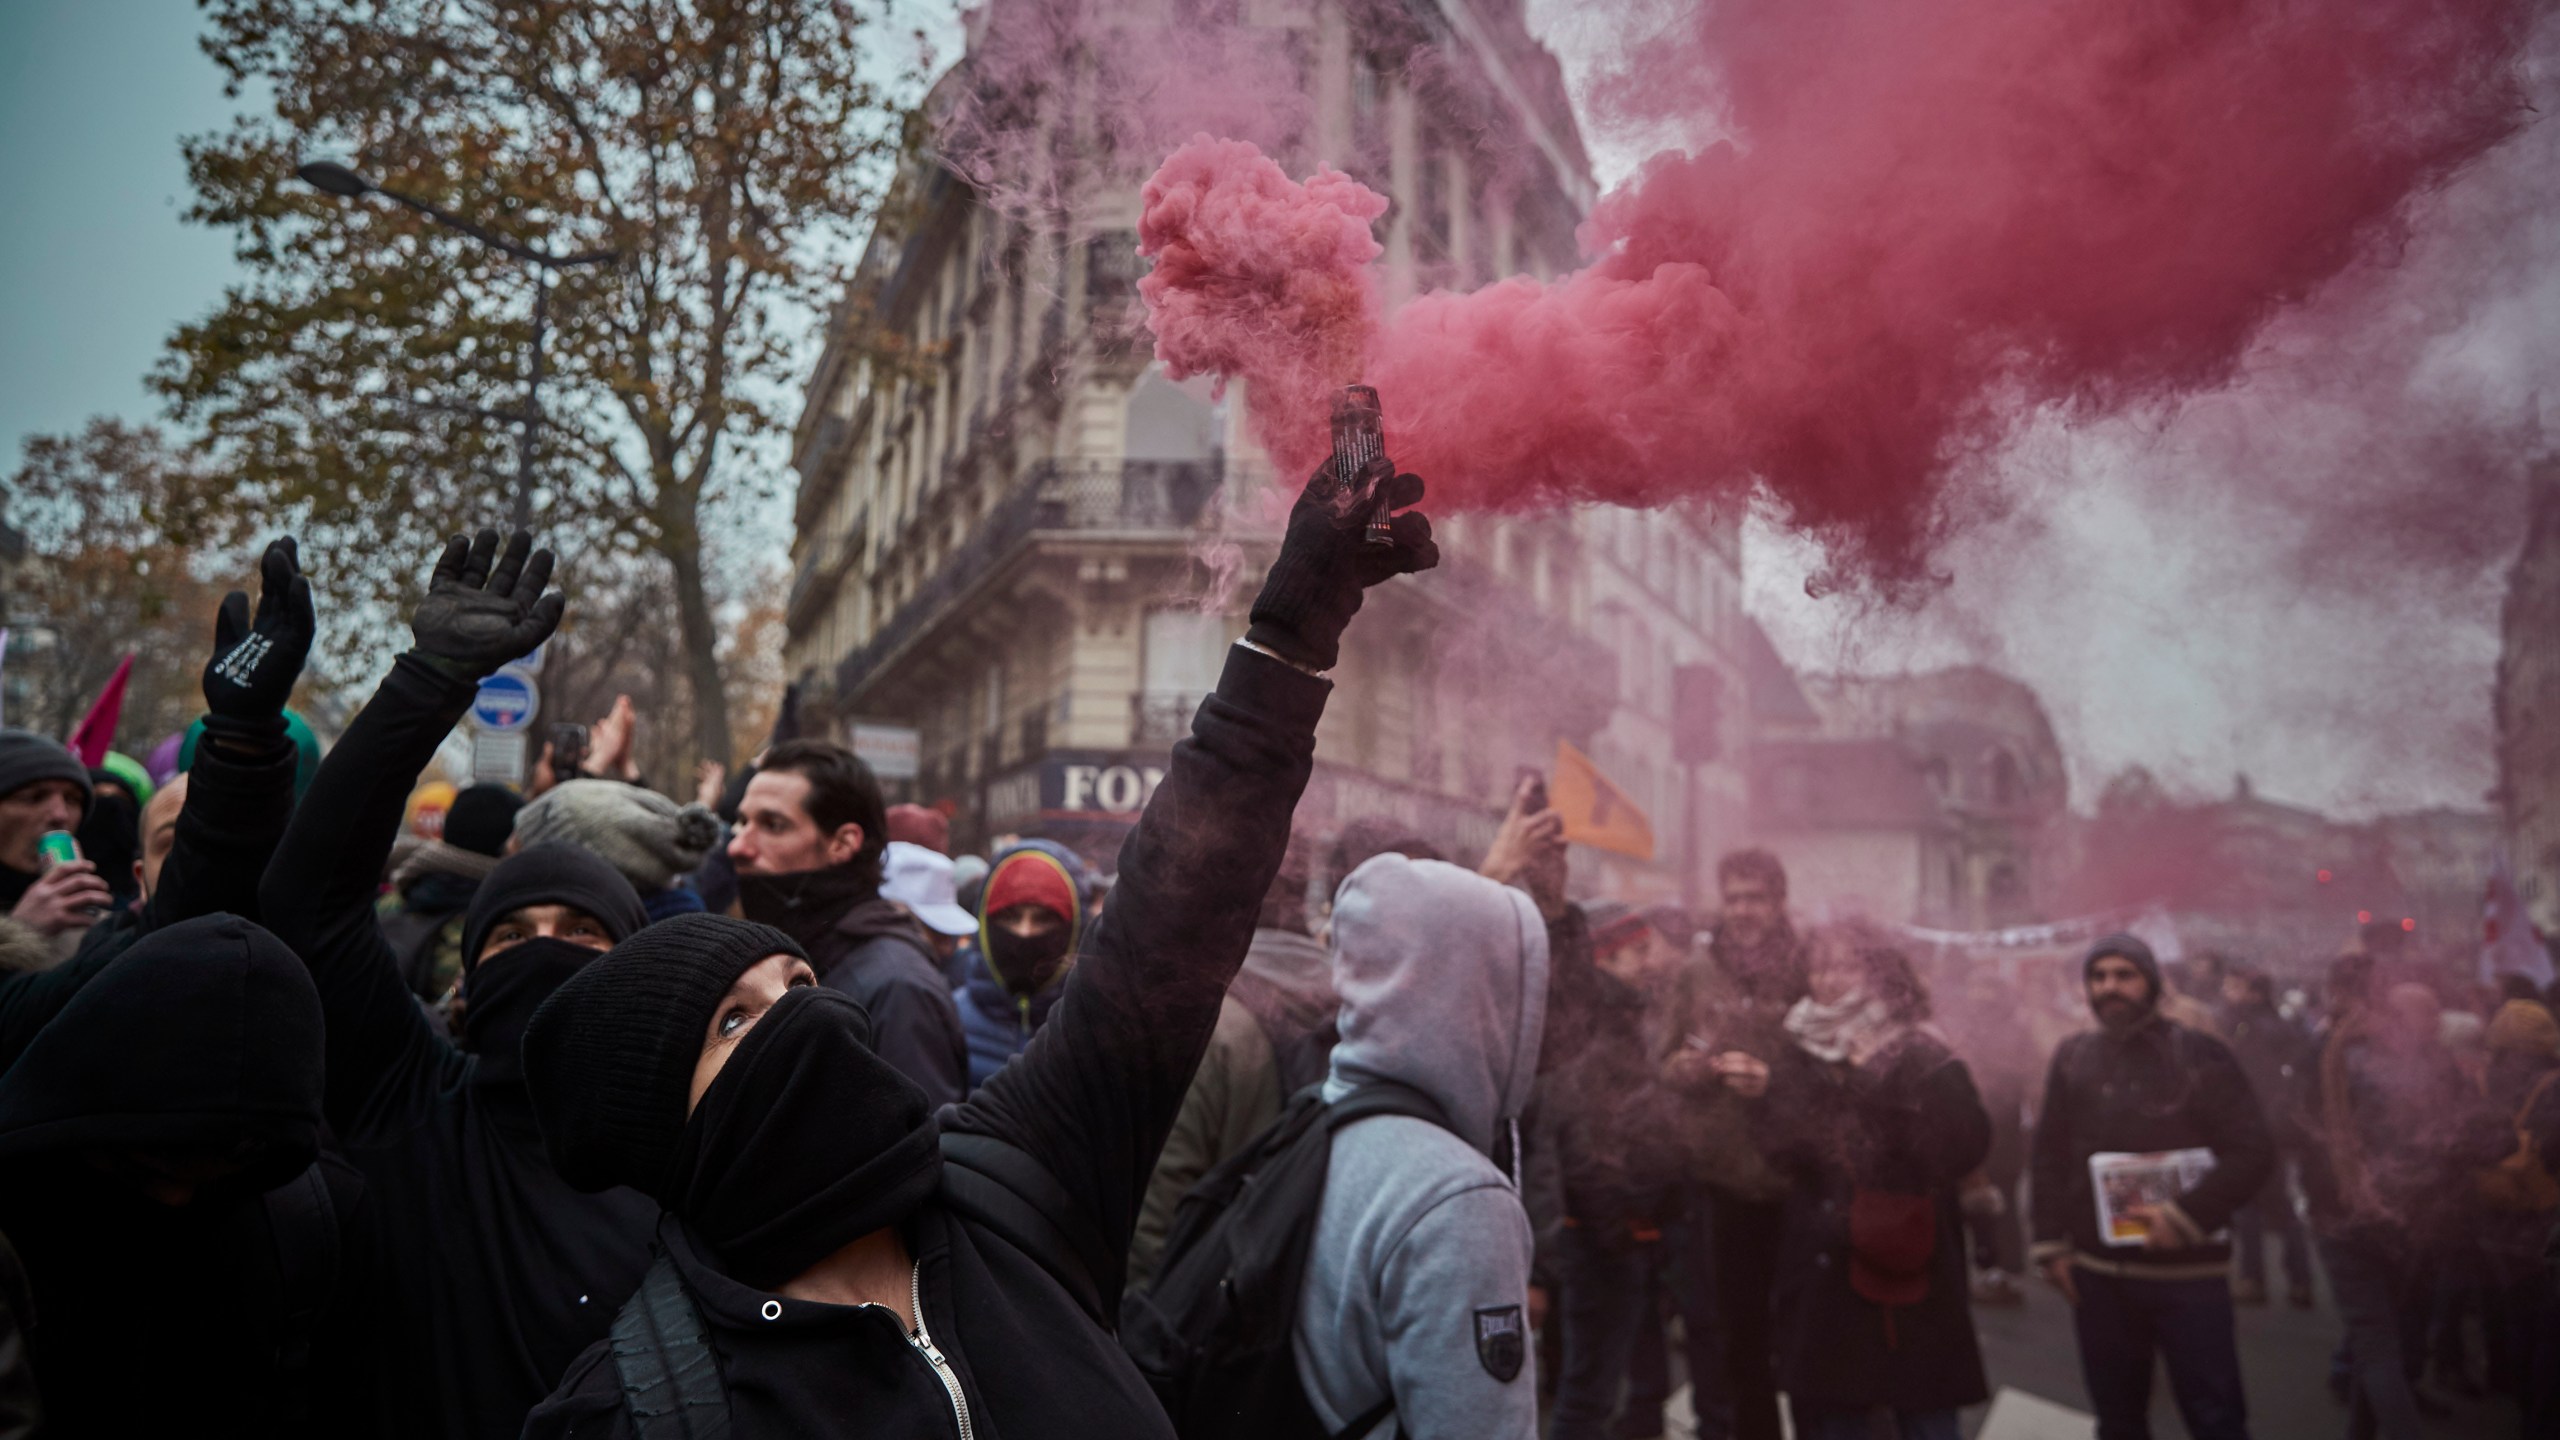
[
  {"x1": 549, "y1": 722, "x2": 590, "y2": 779},
  {"x1": 36, "y1": 831, "x2": 79, "y2": 871}
]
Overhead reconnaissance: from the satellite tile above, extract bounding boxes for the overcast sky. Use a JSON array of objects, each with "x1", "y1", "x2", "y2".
[{"x1": 4, "y1": 0, "x2": 2539, "y2": 820}]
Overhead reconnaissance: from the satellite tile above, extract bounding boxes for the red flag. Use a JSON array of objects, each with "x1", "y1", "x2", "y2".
[{"x1": 66, "y1": 654, "x2": 134, "y2": 767}]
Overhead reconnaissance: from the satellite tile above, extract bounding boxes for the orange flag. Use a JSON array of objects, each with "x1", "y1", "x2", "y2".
[{"x1": 1550, "y1": 739, "x2": 1655, "y2": 861}]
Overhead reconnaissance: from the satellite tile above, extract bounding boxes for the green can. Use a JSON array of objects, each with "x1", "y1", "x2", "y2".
[{"x1": 36, "y1": 831, "x2": 79, "y2": 870}]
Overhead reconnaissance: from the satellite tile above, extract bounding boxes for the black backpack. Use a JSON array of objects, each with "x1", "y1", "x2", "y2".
[{"x1": 1120, "y1": 1081, "x2": 1453, "y2": 1440}]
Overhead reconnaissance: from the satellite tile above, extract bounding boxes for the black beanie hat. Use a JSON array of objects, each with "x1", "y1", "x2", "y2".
[
  {"x1": 522, "y1": 913, "x2": 807, "y2": 1194},
  {"x1": 0, "y1": 729, "x2": 92, "y2": 821},
  {"x1": 444, "y1": 783, "x2": 525, "y2": 858},
  {"x1": 2084, "y1": 933, "x2": 2162, "y2": 1001},
  {"x1": 461, "y1": 842, "x2": 649, "y2": 971}
]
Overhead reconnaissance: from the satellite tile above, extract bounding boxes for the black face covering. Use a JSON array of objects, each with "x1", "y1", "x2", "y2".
[
  {"x1": 736, "y1": 865, "x2": 875, "y2": 955},
  {"x1": 987, "y1": 923, "x2": 1073, "y2": 996},
  {"x1": 461, "y1": 938, "x2": 602, "y2": 1084},
  {"x1": 661, "y1": 986, "x2": 941, "y2": 1289}
]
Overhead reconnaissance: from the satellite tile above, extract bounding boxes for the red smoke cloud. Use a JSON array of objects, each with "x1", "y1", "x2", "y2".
[{"x1": 1138, "y1": 0, "x2": 2541, "y2": 586}]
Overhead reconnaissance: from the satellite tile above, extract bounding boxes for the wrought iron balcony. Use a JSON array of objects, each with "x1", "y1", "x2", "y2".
[{"x1": 832, "y1": 459, "x2": 1263, "y2": 699}]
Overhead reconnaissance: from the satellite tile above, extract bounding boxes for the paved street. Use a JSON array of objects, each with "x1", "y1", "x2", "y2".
[
  {"x1": 1642, "y1": 1273, "x2": 2517, "y2": 1440},
  {"x1": 1968, "y1": 1276, "x2": 2512, "y2": 1440}
]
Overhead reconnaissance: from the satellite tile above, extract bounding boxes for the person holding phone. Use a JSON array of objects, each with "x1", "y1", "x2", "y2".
[{"x1": 0, "y1": 730, "x2": 102, "y2": 947}]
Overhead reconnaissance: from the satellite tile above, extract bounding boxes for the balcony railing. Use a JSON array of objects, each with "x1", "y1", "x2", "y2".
[{"x1": 833, "y1": 459, "x2": 1260, "y2": 699}]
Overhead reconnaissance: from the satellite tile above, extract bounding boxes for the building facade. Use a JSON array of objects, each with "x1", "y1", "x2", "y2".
[
  {"x1": 1743, "y1": 661, "x2": 2074, "y2": 930},
  {"x1": 2497, "y1": 455, "x2": 2560, "y2": 935},
  {"x1": 782, "y1": 0, "x2": 1750, "y2": 899}
]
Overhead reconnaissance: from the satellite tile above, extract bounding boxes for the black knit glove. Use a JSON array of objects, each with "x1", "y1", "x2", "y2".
[
  {"x1": 1245, "y1": 465, "x2": 1439, "y2": 672},
  {"x1": 408, "y1": 529, "x2": 565, "y2": 681},
  {"x1": 200, "y1": 536, "x2": 314, "y2": 743}
]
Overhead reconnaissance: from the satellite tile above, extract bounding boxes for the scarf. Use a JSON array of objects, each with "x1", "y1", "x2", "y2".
[
  {"x1": 661, "y1": 986, "x2": 942, "y2": 1289},
  {"x1": 736, "y1": 864, "x2": 877, "y2": 956},
  {"x1": 459, "y1": 938, "x2": 599, "y2": 1086},
  {"x1": 1784, "y1": 987, "x2": 1909, "y2": 1067}
]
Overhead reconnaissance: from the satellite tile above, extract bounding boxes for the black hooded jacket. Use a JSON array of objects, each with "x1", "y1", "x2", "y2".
[
  {"x1": 525, "y1": 644, "x2": 1329, "y2": 1440},
  {"x1": 257, "y1": 654, "x2": 657, "y2": 1440},
  {"x1": 2029, "y1": 1007, "x2": 2274, "y2": 1273},
  {"x1": 0, "y1": 727, "x2": 302, "y2": 1070},
  {"x1": 0, "y1": 916, "x2": 370, "y2": 1437}
]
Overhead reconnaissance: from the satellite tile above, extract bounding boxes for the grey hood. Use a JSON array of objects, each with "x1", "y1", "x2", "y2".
[{"x1": 1325, "y1": 854, "x2": 1550, "y2": 1156}]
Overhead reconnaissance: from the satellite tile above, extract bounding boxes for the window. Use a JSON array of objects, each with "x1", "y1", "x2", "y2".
[{"x1": 1140, "y1": 609, "x2": 1227, "y2": 743}]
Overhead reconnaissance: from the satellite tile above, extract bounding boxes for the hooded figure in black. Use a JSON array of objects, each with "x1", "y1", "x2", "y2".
[
  {"x1": 0, "y1": 538, "x2": 314, "y2": 1069},
  {"x1": 0, "y1": 914, "x2": 371, "y2": 1437},
  {"x1": 256, "y1": 530, "x2": 657, "y2": 1440},
  {"x1": 516, "y1": 461, "x2": 1438, "y2": 1438}
]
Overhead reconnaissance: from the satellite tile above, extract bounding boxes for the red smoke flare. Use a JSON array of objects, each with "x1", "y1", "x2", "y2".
[{"x1": 1137, "y1": 0, "x2": 2539, "y2": 587}]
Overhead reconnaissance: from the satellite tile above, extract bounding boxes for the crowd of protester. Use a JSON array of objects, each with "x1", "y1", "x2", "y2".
[{"x1": 0, "y1": 462, "x2": 2554, "y2": 1440}]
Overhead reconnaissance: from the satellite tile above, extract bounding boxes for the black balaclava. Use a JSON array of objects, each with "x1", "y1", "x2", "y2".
[
  {"x1": 455, "y1": 845, "x2": 648, "y2": 1077},
  {"x1": 2083, "y1": 933, "x2": 2163, "y2": 1030},
  {"x1": 460, "y1": 938, "x2": 599, "y2": 1085},
  {"x1": 663, "y1": 986, "x2": 941, "y2": 1288},
  {"x1": 0, "y1": 914, "x2": 323, "y2": 1191},
  {"x1": 736, "y1": 864, "x2": 876, "y2": 955},
  {"x1": 978, "y1": 842, "x2": 1084, "y2": 996},
  {"x1": 523, "y1": 914, "x2": 807, "y2": 1194},
  {"x1": 460, "y1": 843, "x2": 649, "y2": 973}
]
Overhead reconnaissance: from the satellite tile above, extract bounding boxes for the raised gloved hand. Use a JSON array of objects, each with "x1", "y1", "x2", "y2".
[
  {"x1": 201, "y1": 536, "x2": 316, "y2": 740},
  {"x1": 1244, "y1": 463, "x2": 1438, "y2": 672},
  {"x1": 409, "y1": 529, "x2": 565, "y2": 680}
]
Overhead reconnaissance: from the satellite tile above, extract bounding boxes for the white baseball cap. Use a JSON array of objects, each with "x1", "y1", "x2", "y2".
[{"x1": 881, "y1": 840, "x2": 978, "y2": 936}]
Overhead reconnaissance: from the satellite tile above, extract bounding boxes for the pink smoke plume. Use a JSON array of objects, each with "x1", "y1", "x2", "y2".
[
  {"x1": 1136, "y1": 0, "x2": 2541, "y2": 586},
  {"x1": 1137, "y1": 140, "x2": 1387, "y2": 474}
]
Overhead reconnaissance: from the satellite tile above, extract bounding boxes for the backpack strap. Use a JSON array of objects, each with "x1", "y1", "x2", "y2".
[
  {"x1": 610, "y1": 1254, "x2": 732, "y2": 1439},
  {"x1": 937, "y1": 1130, "x2": 1114, "y2": 1327}
]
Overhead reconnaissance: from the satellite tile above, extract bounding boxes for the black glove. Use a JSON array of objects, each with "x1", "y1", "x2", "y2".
[
  {"x1": 408, "y1": 529, "x2": 565, "y2": 680},
  {"x1": 1245, "y1": 464, "x2": 1438, "y2": 672},
  {"x1": 201, "y1": 536, "x2": 315, "y2": 742}
]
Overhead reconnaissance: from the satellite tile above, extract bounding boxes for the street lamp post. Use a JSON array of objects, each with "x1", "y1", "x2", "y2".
[{"x1": 296, "y1": 161, "x2": 618, "y2": 530}]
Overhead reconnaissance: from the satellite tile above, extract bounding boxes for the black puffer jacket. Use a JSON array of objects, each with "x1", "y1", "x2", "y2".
[
  {"x1": 2029, "y1": 1016, "x2": 2273, "y2": 1274},
  {"x1": 809, "y1": 897, "x2": 971, "y2": 1109},
  {"x1": 525, "y1": 645, "x2": 1328, "y2": 1440}
]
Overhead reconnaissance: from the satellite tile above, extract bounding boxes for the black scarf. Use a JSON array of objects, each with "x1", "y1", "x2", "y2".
[
  {"x1": 661, "y1": 987, "x2": 941, "y2": 1290},
  {"x1": 987, "y1": 922, "x2": 1074, "y2": 995},
  {"x1": 737, "y1": 865, "x2": 877, "y2": 956},
  {"x1": 460, "y1": 938, "x2": 599, "y2": 1086}
]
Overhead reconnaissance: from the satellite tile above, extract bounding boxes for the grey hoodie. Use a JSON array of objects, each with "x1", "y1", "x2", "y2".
[{"x1": 1294, "y1": 855, "x2": 1551, "y2": 1440}]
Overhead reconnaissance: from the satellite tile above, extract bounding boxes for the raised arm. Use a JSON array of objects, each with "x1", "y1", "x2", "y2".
[
  {"x1": 951, "y1": 465, "x2": 1438, "y2": 1285},
  {"x1": 258, "y1": 531, "x2": 563, "y2": 1137},
  {"x1": 150, "y1": 537, "x2": 315, "y2": 929},
  {"x1": 0, "y1": 539, "x2": 311, "y2": 1067}
]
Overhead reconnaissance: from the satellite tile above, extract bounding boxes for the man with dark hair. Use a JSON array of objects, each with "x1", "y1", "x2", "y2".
[
  {"x1": 1661, "y1": 845, "x2": 1806, "y2": 1440},
  {"x1": 730, "y1": 736, "x2": 968, "y2": 1106},
  {"x1": 2030, "y1": 935, "x2": 2273, "y2": 1440}
]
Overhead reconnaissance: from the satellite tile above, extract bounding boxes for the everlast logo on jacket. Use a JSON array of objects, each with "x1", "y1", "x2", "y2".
[{"x1": 1475, "y1": 1305, "x2": 1526, "y2": 1382}]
